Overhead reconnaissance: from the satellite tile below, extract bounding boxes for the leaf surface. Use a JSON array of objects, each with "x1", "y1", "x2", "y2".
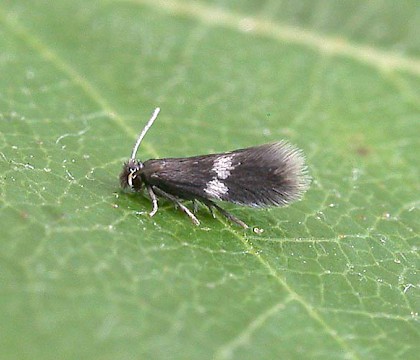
[{"x1": 0, "y1": 1, "x2": 419, "y2": 359}]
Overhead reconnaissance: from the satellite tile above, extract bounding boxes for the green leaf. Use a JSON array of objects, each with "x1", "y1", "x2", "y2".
[{"x1": 0, "y1": 1, "x2": 419, "y2": 359}]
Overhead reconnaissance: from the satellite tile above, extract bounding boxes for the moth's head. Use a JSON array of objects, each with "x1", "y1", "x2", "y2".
[{"x1": 120, "y1": 159, "x2": 144, "y2": 191}]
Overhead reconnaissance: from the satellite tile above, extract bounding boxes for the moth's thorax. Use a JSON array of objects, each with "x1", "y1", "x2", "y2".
[{"x1": 120, "y1": 159, "x2": 144, "y2": 191}]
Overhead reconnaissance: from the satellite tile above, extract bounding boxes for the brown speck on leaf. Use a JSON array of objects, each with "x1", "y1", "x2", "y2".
[{"x1": 355, "y1": 146, "x2": 371, "y2": 156}]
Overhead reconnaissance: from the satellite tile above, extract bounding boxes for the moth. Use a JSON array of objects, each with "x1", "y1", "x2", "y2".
[{"x1": 120, "y1": 108, "x2": 310, "y2": 229}]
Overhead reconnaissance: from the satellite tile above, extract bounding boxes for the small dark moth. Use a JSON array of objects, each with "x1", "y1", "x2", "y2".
[{"x1": 120, "y1": 108, "x2": 310, "y2": 229}]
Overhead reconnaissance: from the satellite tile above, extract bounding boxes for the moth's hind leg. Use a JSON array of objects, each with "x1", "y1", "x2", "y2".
[
  {"x1": 192, "y1": 199, "x2": 199, "y2": 214},
  {"x1": 203, "y1": 200, "x2": 249, "y2": 229},
  {"x1": 152, "y1": 186, "x2": 200, "y2": 226}
]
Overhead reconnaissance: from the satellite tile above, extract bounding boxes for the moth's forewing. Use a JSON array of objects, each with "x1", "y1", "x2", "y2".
[{"x1": 140, "y1": 142, "x2": 310, "y2": 207}]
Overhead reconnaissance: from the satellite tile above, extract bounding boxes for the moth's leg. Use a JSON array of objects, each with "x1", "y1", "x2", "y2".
[
  {"x1": 192, "y1": 199, "x2": 199, "y2": 214},
  {"x1": 199, "y1": 200, "x2": 215, "y2": 218},
  {"x1": 204, "y1": 200, "x2": 249, "y2": 229},
  {"x1": 152, "y1": 187, "x2": 200, "y2": 226},
  {"x1": 146, "y1": 185, "x2": 159, "y2": 217}
]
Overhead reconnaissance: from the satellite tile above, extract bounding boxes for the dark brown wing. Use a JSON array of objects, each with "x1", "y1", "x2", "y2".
[{"x1": 141, "y1": 142, "x2": 310, "y2": 207}]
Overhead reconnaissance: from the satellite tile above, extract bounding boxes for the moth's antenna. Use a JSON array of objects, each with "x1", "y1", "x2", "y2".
[{"x1": 131, "y1": 107, "x2": 160, "y2": 160}]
